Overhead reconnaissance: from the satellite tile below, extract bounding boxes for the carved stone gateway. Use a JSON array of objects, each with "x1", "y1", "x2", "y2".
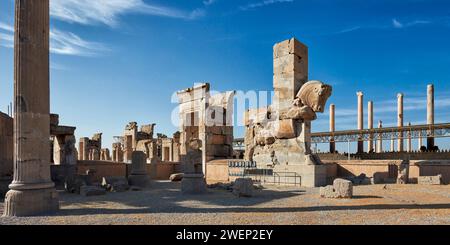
[
  {"x1": 244, "y1": 38, "x2": 333, "y2": 187},
  {"x1": 4, "y1": 0, "x2": 59, "y2": 216}
]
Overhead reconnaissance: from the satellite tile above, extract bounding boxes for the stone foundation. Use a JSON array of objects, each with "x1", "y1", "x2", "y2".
[
  {"x1": 3, "y1": 187, "x2": 59, "y2": 217},
  {"x1": 181, "y1": 174, "x2": 207, "y2": 194}
]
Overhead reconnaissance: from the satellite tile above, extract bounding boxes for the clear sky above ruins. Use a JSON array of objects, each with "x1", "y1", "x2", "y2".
[{"x1": 1, "y1": 0, "x2": 449, "y2": 152}]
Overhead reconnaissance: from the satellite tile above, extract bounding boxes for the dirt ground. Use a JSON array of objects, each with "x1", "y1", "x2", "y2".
[{"x1": 1, "y1": 181, "x2": 449, "y2": 225}]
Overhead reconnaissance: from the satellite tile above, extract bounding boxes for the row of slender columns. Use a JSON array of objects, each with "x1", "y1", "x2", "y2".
[{"x1": 330, "y1": 84, "x2": 436, "y2": 154}]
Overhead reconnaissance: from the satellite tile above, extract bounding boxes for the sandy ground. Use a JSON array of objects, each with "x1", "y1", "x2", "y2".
[{"x1": 0, "y1": 181, "x2": 449, "y2": 225}]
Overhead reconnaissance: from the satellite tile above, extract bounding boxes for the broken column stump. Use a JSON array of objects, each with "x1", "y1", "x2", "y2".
[{"x1": 128, "y1": 151, "x2": 150, "y2": 188}]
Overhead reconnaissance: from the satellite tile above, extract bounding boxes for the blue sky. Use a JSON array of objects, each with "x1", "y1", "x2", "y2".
[{"x1": 1, "y1": 0, "x2": 449, "y2": 153}]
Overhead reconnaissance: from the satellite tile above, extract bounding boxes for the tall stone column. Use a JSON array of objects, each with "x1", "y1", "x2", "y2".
[
  {"x1": 427, "y1": 84, "x2": 435, "y2": 150},
  {"x1": 397, "y1": 93, "x2": 404, "y2": 152},
  {"x1": 356, "y1": 92, "x2": 364, "y2": 153},
  {"x1": 329, "y1": 104, "x2": 335, "y2": 153},
  {"x1": 376, "y1": 121, "x2": 383, "y2": 153},
  {"x1": 390, "y1": 136, "x2": 395, "y2": 152},
  {"x1": 418, "y1": 132, "x2": 423, "y2": 151},
  {"x1": 407, "y1": 122, "x2": 412, "y2": 152},
  {"x1": 4, "y1": 0, "x2": 59, "y2": 217},
  {"x1": 367, "y1": 101, "x2": 374, "y2": 152}
]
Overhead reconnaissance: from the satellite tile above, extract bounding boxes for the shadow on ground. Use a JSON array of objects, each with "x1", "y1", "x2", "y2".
[{"x1": 50, "y1": 181, "x2": 450, "y2": 217}]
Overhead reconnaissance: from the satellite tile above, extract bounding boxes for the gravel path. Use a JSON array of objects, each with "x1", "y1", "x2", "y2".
[{"x1": 0, "y1": 181, "x2": 449, "y2": 225}]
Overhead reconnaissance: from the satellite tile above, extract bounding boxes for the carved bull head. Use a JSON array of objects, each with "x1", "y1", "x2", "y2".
[{"x1": 297, "y1": 80, "x2": 332, "y2": 113}]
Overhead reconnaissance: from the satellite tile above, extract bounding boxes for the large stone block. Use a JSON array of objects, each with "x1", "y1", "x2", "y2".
[
  {"x1": 320, "y1": 178, "x2": 353, "y2": 199},
  {"x1": 418, "y1": 175, "x2": 442, "y2": 185},
  {"x1": 181, "y1": 173, "x2": 207, "y2": 194},
  {"x1": 170, "y1": 173, "x2": 184, "y2": 182},
  {"x1": 333, "y1": 178, "x2": 353, "y2": 198},
  {"x1": 274, "y1": 119, "x2": 296, "y2": 139},
  {"x1": 232, "y1": 178, "x2": 254, "y2": 197},
  {"x1": 102, "y1": 176, "x2": 129, "y2": 192},
  {"x1": 273, "y1": 38, "x2": 308, "y2": 59}
]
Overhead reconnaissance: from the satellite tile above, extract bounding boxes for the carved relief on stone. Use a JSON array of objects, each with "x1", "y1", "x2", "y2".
[{"x1": 282, "y1": 80, "x2": 332, "y2": 121}]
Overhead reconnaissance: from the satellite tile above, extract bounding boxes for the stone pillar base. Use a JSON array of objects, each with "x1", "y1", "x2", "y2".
[
  {"x1": 128, "y1": 175, "x2": 150, "y2": 188},
  {"x1": 181, "y1": 174, "x2": 207, "y2": 194},
  {"x1": 3, "y1": 187, "x2": 59, "y2": 217},
  {"x1": 297, "y1": 164, "x2": 327, "y2": 187}
]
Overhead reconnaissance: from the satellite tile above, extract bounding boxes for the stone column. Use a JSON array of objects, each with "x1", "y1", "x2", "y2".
[
  {"x1": 357, "y1": 92, "x2": 364, "y2": 153},
  {"x1": 427, "y1": 84, "x2": 435, "y2": 150},
  {"x1": 376, "y1": 121, "x2": 383, "y2": 153},
  {"x1": 329, "y1": 104, "x2": 335, "y2": 153},
  {"x1": 397, "y1": 93, "x2": 404, "y2": 152},
  {"x1": 407, "y1": 123, "x2": 412, "y2": 152},
  {"x1": 418, "y1": 132, "x2": 423, "y2": 151},
  {"x1": 4, "y1": 0, "x2": 59, "y2": 217},
  {"x1": 367, "y1": 101, "x2": 374, "y2": 152},
  {"x1": 128, "y1": 151, "x2": 149, "y2": 187},
  {"x1": 390, "y1": 136, "x2": 395, "y2": 152}
]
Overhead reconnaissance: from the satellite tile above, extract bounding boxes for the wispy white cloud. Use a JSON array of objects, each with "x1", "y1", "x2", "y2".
[
  {"x1": 50, "y1": 0, "x2": 204, "y2": 27},
  {"x1": 239, "y1": 0, "x2": 294, "y2": 11},
  {"x1": 50, "y1": 29, "x2": 108, "y2": 56},
  {"x1": 392, "y1": 18, "x2": 431, "y2": 29},
  {"x1": 0, "y1": 21, "x2": 106, "y2": 56},
  {"x1": 0, "y1": 21, "x2": 14, "y2": 48},
  {"x1": 334, "y1": 18, "x2": 433, "y2": 35}
]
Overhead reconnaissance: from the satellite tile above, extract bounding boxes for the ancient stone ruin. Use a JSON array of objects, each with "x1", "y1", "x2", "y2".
[
  {"x1": 3, "y1": 0, "x2": 59, "y2": 216},
  {"x1": 78, "y1": 133, "x2": 102, "y2": 161},
  {"x1": 50, "y1": 114, "x2": 77, "y2": 166},
  {"x1": 181, "y1": 139, "x2": 207, "y2": 194},
  {"x1": 244, "y1": 38, "x2": 332, "y2": 187},
  {"x1": 177, "y1": 83, "x2": 235, "y2": 175},
  {"x1": 320, "y1": 178, "x2": 353, "y2": 199}
]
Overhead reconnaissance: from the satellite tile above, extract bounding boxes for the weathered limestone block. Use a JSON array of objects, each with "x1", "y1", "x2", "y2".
[
  {"x1": 274, "y1": 119, "x2": 296, "y2": 139},
  {"x1": 418, "y1": 175, "x2": 442, "y2": 185},
  {"x1": 181, "y1": 174, "x2": 207, "y2": 194},
  {"x1": 397, "y1": 161, "x2": 410, "y2": 184},
  {"x1": 320, "y1": 178, "x2": 353, "y2": 198},
  {"x1": 232, "y1": 178, "x2": 254, "y2": 197},
  {"x1": 372, "y1": 172, "x2": 388, "y2": 184},
  {"x1": 102, "y1": 176, "x2": 129, "y2": 192},
  {"x1": 80, "y1": 186, "x2": 106, "y2": 196},
  {"x1": 170, "y1": 173, "x2": 184, "y2": 182},
  {"x1": 128, "y1": 151, "x2": 150, "y2": 188},
  {"x1": 319, "y1": 185, "x2": 337, "y2": 198},
  {"x1": 333, "y1": 179, "x2": 353, "y2": 198}
]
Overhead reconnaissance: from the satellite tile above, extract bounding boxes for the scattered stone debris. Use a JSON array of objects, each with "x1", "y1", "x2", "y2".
[
  {"x1": 418, "y1": 175, "x2": 442, "y2": 185},
  {"x1": 320, "y1": 178, "x2": 353, "y2": 199},
  {"x1": 232, "y1": 178, "x2": 254, "y2": 197},
  {"x1": 170, "y1": 173, "x2": 184, "y2": 182},
  {"x1": 102, "y1": 176, "x2": 129, "y2": 192},
  {"x1": 65, "y1": 174, "x2": 91, "y2": 194}
]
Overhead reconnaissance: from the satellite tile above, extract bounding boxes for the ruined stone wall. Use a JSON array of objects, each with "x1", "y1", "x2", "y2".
[
  {"x1": 0, "y1": 112, "x2": 13, "y2": 177},
  {"x1": 76, "y1": 160, "x2": 181, "y2": 182},
  {"x1": 323, "y1": 160, "x2": 450, "y2": 184}
]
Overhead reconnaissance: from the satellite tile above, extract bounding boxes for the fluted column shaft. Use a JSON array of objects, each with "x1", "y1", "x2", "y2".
[{"x1": 4, "y1": 0, "x2": 59, "y2": 217}]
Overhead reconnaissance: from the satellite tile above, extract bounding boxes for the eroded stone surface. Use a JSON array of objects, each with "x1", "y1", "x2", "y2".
[
  {"x1": 232, "y1": 178, "x2": 254, "y2": 197},
  {"x1": 418, "y1": 175, "x2": 442, "y2": 185}
]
